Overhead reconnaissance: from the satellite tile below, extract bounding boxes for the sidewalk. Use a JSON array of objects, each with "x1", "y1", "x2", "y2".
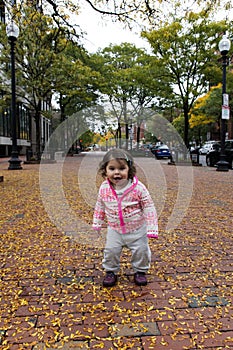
[{"x1": 0, "y1": 157, "x2": 233, "y2": 349}]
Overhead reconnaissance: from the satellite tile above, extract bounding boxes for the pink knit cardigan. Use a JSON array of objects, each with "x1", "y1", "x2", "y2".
[{"x1": 93, "y1": 176, "x2": 158, "y2": 238}]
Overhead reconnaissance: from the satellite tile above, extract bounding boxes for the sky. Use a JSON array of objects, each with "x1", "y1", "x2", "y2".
[
  {"x1": 76, "y1": 1, "x2": 233, "y2": 53},
  {"x1": 75, "y1": 1, "x2": 233, "y2": 54},
  {"x1": 77, "y1": 5, "x2": 150, "y2": 53}
]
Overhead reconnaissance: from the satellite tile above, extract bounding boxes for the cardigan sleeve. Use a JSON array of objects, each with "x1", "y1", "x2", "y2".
[
  {"x1": 139, "y1": 183, "x2": 158, "y2": 238},
  {"x1": 92, "y1": 187, "x2": 106, "y2": 231}
]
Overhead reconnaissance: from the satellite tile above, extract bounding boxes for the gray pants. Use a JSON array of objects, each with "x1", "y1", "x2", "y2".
[{"x1": 102, "y1": 225, "x2": 151, "y2": 273}]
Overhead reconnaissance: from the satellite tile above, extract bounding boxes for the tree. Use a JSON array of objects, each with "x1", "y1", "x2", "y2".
[
  {"x1": 3, "y1": 0, "x2": 233, "y2": 155},
  {"x1": 1, "y1": 6, "x2": 71, "y2": 158},
  {"x1": 128, "y1": 51, "x2": 173, "y2": 146},
  {"x1": 1, "y1": 4, "x2": 102, "y2": 158},
  {"x1": 54, "y1": 41, "x2": 102, "y2": 120},
  {"x1": 189, "y1": 85, "x2": 222, "y2": 129},
  {"x1": 5, "y1": 0, "x2": 233, "y2": 29},
  {"x1": 92, "y1": 43, "x2": 165, "y2": 148},
  {"x1": 142, "y1": 11, "x2": 231, "y2": 147},
  {"x1": 79, "y1": 130, "x2": 94, "y2": 148}
]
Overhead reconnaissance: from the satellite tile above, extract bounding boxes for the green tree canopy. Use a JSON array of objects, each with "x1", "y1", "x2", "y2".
[
  {"x1": 142, "y1": 11, "x2": 232, "y2": 146},
  {"x1": 189, "y1": 84, "x2": 222, "y2": 129},
  {"x1": 5, "y1": 0, "x2": 233, "y2": 30},
  {"x1": 91, "y1": 42, "x2": 168, "y2": 147},
  {"x1": 1, "y1": 4, "x2": 104, "y2": 157}
]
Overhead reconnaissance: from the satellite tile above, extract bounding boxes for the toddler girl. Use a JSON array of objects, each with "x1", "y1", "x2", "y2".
[{"x1": 93, "y1": 148, "x2": 158, "y2": 287}]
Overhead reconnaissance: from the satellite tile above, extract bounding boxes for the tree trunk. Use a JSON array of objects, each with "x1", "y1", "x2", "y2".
[
  {"x1": 35, "y1": 109, "x2": 41, "y2": 160},
  {"x1": 125, "y1": 123, "x2": 129, "y2": 150},
  {"x1": 123, "y1": 98, "x2": 128, "y2": 150},
  {"x1": 117, "y1": 122, "x2": 121, "y2": 148},
  {"x1": 183, "y1": 107, "x2": 189, "y2": 148},
  {"x1": 137, "y1": 126, "x2": 141, "y2": 149}
]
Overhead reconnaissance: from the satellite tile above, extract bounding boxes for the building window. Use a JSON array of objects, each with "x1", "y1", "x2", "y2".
[
  {"x1": 0, "y1": 108, "x2": 11, "y2": 137},
  {"x1": 18, "y1": 103, "x2": 31, "y2": 140}
]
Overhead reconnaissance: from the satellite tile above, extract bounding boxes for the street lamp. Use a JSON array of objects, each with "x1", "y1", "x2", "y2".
[
  {"x1": 216, "y1": 34, "x2": 231, "y2": 172},
  {"x1": 6, "y1": 20, "x2": 22, "y2": 170}
]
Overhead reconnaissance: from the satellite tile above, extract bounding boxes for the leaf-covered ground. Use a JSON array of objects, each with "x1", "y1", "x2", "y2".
[{"x1": 0, "y1": 155, "x2": 233, "y2": 349}]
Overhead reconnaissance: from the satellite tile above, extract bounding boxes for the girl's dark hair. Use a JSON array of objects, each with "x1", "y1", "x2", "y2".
[{"x1": 98, "y1": 148, "x2": 136, "y2": 180}]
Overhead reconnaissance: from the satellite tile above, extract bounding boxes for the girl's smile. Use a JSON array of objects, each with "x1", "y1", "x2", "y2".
[{"x1": 106, "y1": 159, "x2": 129, "y2": 189}]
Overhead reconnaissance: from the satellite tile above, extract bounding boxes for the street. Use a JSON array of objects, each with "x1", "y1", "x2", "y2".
[{"x1": 0, "y1": 155, "x2": 233, "y2": 349}]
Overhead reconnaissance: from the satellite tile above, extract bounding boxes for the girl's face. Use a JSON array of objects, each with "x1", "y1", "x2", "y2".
[{"x1": 105, "y1": 159, "x2": 129, "y2": 189}]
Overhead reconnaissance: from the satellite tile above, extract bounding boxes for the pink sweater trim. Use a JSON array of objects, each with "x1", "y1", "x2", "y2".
[{"x1": 107, "y1": 177, "x2": 138, "y2": 234}]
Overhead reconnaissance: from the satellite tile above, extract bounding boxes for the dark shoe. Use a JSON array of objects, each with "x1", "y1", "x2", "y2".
[
  {"x1": 134, "y1": 272, "x2": 147, "y2": 286},
  {"x1": 103, "y1": 272, "x2": 117, "y2": 287}
]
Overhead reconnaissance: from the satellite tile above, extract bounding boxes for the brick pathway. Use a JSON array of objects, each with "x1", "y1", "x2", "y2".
[{"x1": 0, "y1": 155, "x2": 233, "y2": 349}]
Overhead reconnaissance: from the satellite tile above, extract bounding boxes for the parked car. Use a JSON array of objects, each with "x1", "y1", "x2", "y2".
[
  {"x1": 206, "y1": 140, "x2": 233, "y2": 168},
  {"x1": 199, "y1": 141, "x2": 220, "y2": 155},
  {"x1": 152, "y1": 144, "x2": 172, "y2": 159}
]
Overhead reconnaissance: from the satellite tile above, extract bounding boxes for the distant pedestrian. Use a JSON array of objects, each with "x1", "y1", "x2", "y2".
[{"x1": 93, "y1": 148, "x2": 158, "y2": 287}]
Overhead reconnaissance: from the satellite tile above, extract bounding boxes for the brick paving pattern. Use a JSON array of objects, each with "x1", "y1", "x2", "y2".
[{"x1": 0, "y1": 155, "x2": 233, "y2": 349}]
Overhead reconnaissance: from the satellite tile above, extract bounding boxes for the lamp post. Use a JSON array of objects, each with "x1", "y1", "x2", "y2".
[
  {"x1": 216, "y1": 34, "x2": 231, "y2": 172},
  {"x1": 6, "y1": 20, "x2": 22, "y2": 170}
]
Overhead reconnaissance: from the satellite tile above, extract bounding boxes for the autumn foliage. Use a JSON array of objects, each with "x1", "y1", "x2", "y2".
[{"x1": 0, "y1": 156, "x2": 233, "y2": 349}]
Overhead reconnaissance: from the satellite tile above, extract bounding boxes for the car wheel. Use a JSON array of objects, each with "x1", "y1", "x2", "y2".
[
  {"x1": 230, "y1": 158, "x2": 233, "y2": 170},
  {"x1": 206, "y1": 156, "x2": 213, "y2": 167}
]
